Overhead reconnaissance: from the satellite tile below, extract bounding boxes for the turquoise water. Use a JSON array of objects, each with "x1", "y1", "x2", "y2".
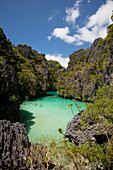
[{"x1": 19, "y1": 92, "x2": 86, "y2": 142}]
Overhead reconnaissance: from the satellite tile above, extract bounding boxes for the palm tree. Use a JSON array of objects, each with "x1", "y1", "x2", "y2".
[{"x1": 68, "y1": 104, "x2": 74, "y2": 116}]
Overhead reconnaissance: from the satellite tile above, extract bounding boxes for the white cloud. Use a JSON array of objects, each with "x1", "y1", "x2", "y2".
[
  {"x1": 65, "y1": 7, "x2": 79, "y2": 25},
  {"x1": 87, "y1": 0, "x2": 113, "y2": 28},
  {"x1": 75, "y1": 0, "x2": 113, "y2": 43},
  {"x1": 87, "y1": 0, "x2": 91, "y2": 3},
  {"x1": 74, "y1": 0, "x2": 83, "y2": 8},
  {"x1": 47, "y1": 27, "x2": 76, "y2": 44},
  {"x1": 48, "y1": 15, "x2": 54, "y2": 21},
  {"x1": 65, "y1": 0, "x2": 82, "y2": 25},
  {"x1": 48, "y1": 10, "x2": 59, "y2": 21},
  {"x1": 47, "y1": 0, "x2": 113, "y2": 46},
  {"x1": 45, "y1": 54, "x2": 69, "y2": 68},
  {"x1": 47, "y1": 35, "x2": 52, "y2": 41}
]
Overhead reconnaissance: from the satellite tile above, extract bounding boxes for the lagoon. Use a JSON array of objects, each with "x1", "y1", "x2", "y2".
[{"x1": 19, "y1": 92, "x2": 86, "y2": 142}]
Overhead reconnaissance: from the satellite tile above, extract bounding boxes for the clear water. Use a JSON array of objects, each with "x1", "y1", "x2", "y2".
[{"x1": 19, "y1": 92, "x2": 86, "y2": 142}]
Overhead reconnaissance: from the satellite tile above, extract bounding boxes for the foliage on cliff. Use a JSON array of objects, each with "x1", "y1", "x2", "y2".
[
  {"x1": 34, "y1": 85, "x2": 112, "y2": 170},
  {"x1": 73, "y1": 85, "x2": 113, "y2": 169},
  {"x1": 0, "y1": 28, "x2": 19, "y2": 121},
  {"x1": 81, "y1": 85, "x2": 113, "y2": 126},
  {"x1": 53, "y1": 23, "x2": 113, "y2": 169},
  {"x1": 0, "y1": 28, "x2": 63, "y2": 121},
  {"x1": 0, "y1": 21, "x2": 113, "y2": 169},
  {"x1": 15, "y1": 44, "x2": 49, "y2": 99},
  {"x1": 47, "y1": 60, "x2": 65, "y2": 91},
  {"x1": 57, "y1": 24, "x2": 113, "y2": 101}
]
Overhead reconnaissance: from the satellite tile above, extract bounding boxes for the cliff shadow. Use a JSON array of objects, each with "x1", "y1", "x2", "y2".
[{"x1": 19, "y1": 109, "x2": 35, "y2": 134}]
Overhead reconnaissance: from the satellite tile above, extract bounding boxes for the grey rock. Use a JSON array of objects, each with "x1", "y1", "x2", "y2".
[
  {"x1": 0, "y1": 120, "x2": 30, "y2": 169},
  {"x1": 65, "y1": 110, "x2": 113, "y2": 146}
]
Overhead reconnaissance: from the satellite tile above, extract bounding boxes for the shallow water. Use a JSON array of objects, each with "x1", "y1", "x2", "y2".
[{"x1": 19, "y1": 92, "x2": 86, "y2": 142}]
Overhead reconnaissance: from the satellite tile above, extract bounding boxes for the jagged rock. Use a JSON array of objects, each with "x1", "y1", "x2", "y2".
[
  {"x1": 0, "y1": 28, "x2": 20, "y2": 122},
  {"x1": 0, "y1": 120, "x2": 55, "y2": 169},
  {"x1": 65, "y1": 111, "x2": 113, "y2": 146},
  {"x1": 0, "y1": 63, "x2": 19, "y2": 122},
  {"x1": 0, "y1": 120, "x2": 30, "y2": 169}
]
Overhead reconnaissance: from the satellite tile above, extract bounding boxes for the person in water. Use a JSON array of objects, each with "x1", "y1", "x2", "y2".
[
  {"x1": 39, "y1": 104, "x2": 42, "y2": 107},
  {"x1": 34, "y1": 103, "x2": 37, "y2": 106}
]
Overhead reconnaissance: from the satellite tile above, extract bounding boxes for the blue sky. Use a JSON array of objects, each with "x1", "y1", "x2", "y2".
[{"x1": 0, "y1": 0, "x2": 113, "y2": 67}]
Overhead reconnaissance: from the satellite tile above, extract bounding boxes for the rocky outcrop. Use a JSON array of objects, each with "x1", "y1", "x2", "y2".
[
  {"x1": 0, "y1": 63, "x2": 19, "y2": 122},
  {"x1": 0, "y1": 120, "x2": 55, "y2": 169},
  {"x1": 0, "y1": 28, "x2": 20, "y2": 122},
  {"x1": 65, "y1": 111, "x2": 113, "y2": 146},
  {"x1": 0, "y1": 120, "x2": 30, "y2": 169}
]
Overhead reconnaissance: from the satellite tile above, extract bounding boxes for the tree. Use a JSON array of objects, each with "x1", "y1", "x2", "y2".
[{"x1": 111, "y1": 10, "x2": 113, "y2": 21}]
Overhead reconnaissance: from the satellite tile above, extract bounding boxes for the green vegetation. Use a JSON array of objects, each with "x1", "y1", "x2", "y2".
[
  {"x1": 106, "y1": 23, "x2": 113, "y2": 47},
  {"x1": 68, "y1": 104, "x2": 74, "y2": 116},
  {"x1": 24, "y1": 85, "x2": 113, "y2": 169},
  {"x1": 10, "y1": 95, "x2": 18, "y2": 103},
  {"x1": 65, "y1": 85, "x2": 113, "y2": 169},
  {"x1": 0, "y1": 18, "x2": 113, "y2": 169},
  {"x1": 81, "y1": 85, "x2": 113, "y2": 125},
  {"x1": 57, "y1": 24, "x2": 113, "y2": 102},
  {"x1": 0, "y1": 28, "x2": 64, "y2": 121},
  {"x1": 47, "y1": 60, "x2": 65, "y2": 91}
]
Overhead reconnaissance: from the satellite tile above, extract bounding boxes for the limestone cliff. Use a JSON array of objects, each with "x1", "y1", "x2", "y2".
[
  {"x1": 0, "y1": 28, "x2": 63, "y2": 121},
  {"x1": 65, "y1": 110, "x2": 113, "y2": 146},
  {"x1": 0, "y1": 28, "x2": 19, "y2": 122},
  {"x1": 57, "y1": 24, "x2": 113, "y2": 101},
  {"x1": 0, "y1": 120, "x2": 55, "y2": 169},
  {"x1": 0, "y1": 120, "x2": 30, "y2": 169}
]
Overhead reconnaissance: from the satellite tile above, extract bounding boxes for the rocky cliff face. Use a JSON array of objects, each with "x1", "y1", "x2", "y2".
[
  {"x1": 15, "y1": 44, "x2": 49, "y2": 99},
  {"x1": 0, "y1": 64, "x2": 19, "y2": 122},
  {"x1": 47, "y1": 60, "x2": 65, "y2": 91},
  {"x1": 0, "y1": 120, "x2": 55, "y2": 169},
  {"x1": 57, "y1": 24, "x2": 113, "y2": 101},
  {"x1": 0, "y1": 28, "x2": 63, "y2": 121},
  {"x1": 0, "y1": 28, "x2": 19, "y2": 122},
  {"x1": 65, "y1": 84, "x2": 113, "y2": 147},
  {"x1": 15, "y1": 44, "x2": 64, "y2": 98},
  {"x1": 0, "y1": 120, "x2": 30, "y2": 169},
  {"x1": 65, "y1": 110, "x2": 113, "y2": 146}
]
